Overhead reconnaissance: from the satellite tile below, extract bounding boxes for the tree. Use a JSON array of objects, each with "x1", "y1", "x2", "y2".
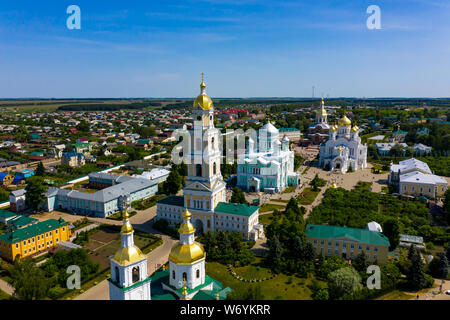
[
  {"x1": 327, "y1": 267, "x2": 363, "y2": 300},
  {"x1": 230, "y1": 187, "x2": 247, "y2": 204},
  {"x1": 268, "y1": 234, "x2": 283, "y2": 271},
  {"x1": 446, "y1": 243, "x2": 450, "y2": 263},
  {"x1": 407, "y1": 247, "x2": 433, "y2": 290},
  {"x1": 383, "y1": 219, "x2": 400, "y2": 251},
  {"x1": 389, "y1": 144, "x2": 404, "y2": 157},
  {"x1": 76, "y1": 120, "x2": 90, "y2": 132},
  {"x1": 428, "y1": 253, "x2": 449, "y2": 279},
  {"x1": 25, "y1": 176, "x2": 48, "y2": 213},
  {"x1": 353, "y1": 252, "x2": 369, "y2": 272},
  {"x1": 35, "y1": 161, "x2": 45, "y2": 176},
  {"x1": 10, "y1": 259, "x2": 50, "y2": 300},
  {"x1": 443, "y1": 189, "x2": 450, "y2": 224},
  {"x1": 162, "y1": 169, "x2": 182, "y2": 195}
]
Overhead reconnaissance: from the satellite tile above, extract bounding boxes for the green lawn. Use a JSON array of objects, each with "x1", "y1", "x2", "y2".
[
  {"x1": 0, "y1": 288, "x2": 11, "y2": 300},
  {"x1": 205, "y1": 258, "x2": 321, "y2": 300},
  {"x1": 282, "y1": 186, "x2": 296, "y2": 194},
  {"x1": 297, "y1": 188, "x2": 320, "y2": 205},
  {"x1": 259, "y1": 203, "x2": 285, "y2": 213},
  {"x1": 259, "y1": 213, "x2": 274, "y2": 225},
  {"x1": 375, "y1": 290, "x2": 411, "y2": 300}
]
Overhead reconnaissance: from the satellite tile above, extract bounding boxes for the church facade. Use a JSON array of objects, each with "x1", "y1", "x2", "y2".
[
  {"x1": 156, "y1": 75, "x2": 263, "y2": 241},
  {"x1": 318, "y1": 113, "x2": 367, "y2": 173},
  {"x1": 307, "y1": 99, "x2": 331, "y2": 145},
  {"x1": 236, "y1": 122, "x2": 301, "y2": 193}
]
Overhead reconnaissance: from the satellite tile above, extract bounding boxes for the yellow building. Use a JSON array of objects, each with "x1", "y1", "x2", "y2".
[
  {"x1": 0, "y1": 218, "x2": 70, "y2": 261},
  {"x1": 389, "y1": 158, "x2": 448, "y2": 199},
  {"x1": 305, "y1": 224, "x2": 390, "y2": 264}
]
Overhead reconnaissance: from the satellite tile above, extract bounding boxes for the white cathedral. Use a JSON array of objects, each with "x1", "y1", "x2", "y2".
[
  {"x1": 236, "y1": 121, "x2": 301, "y2": 193},
  {"x1": 318, "y1": 106, "x2": 367, "y2": 173}
]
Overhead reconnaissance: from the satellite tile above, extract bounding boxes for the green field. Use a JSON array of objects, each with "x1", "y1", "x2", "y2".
[
  {"x1": 259, "y1": 203, "x2": 286, "y2": 213},
  {"x1": 259, "y1": 213, "x2": 274, "y2": 225},
  {"x1": 205, "y1": 258, "x2": 322, "y2": 300},
  {"x1": 0, "y1": 288, "x2": 11, "y2": 300},
  {"x1": 297, "y1": 188, "x2": 320, "y2": 205}
]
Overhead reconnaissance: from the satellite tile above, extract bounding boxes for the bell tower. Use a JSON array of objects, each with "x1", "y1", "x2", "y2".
[
  {"x1": 108, "y1": 196, "x2": 151, "y2": 300},
  {"x1": 184, "y1": 74, "x2": 226, "y2": 234}
]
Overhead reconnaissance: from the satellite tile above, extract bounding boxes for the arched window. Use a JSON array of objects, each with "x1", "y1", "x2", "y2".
[
  {"x1": 196, "y1": 269, "x2": 200, "y2": 278},
  {"x1": 196, "y1": 164, "x2": 202, "y2": 177},
  {"x1": 197, "y1": 116, "x2": 201, "y2": 121},
  {"x1": 183, "y1": 272, "x2": 187, "y2": 281},
  {"x1": 213, "y1": 162, "x2": 217, "y2": 175},
  {"x1": 207, "y1": 220, "x2": 211, "y2": 229},
  {"x1": 115, "y1": 266, "x2": 120, "y2": 283},
  {"x1": 172, "y1": 270, "x2": 176, "y2": 279},
  {"x1": 211, "y1": 137, "x2": 215, "y2": 148},
  {"x1": 132, "y1": 266, "x2": 140, "y2": 283}
]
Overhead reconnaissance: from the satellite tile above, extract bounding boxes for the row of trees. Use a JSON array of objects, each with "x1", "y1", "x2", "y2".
[
  {"x1": 308, "y1": 187, "x2": 449, "y2": 246},
  {"x1": 8, "y1": 248, "x2": 99, "y2": 300},
  {"x1": 199, "y1": 230, "x2": 255, "y2": 267},
  {"x1": 265, "y1": 197, "x2": 313, "y2": 274}
]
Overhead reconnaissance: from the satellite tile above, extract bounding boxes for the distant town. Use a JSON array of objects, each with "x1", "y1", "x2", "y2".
[{"x1": 0, "y1": 87, "x2": 449, "y2": 301}]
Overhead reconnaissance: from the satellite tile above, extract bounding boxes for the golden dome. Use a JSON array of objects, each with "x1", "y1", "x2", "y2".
[
  {"x1": 330, "y1": 183, "x2": 338, "y2": 189},
  {"x1": 194, "y1": 94, "x2": 212, "y2": 110},
  {"x1": 182, "y1": 208, "x2": 191, "y2": 220},
  {"x1": 179, "y1": 221, "x2": 196, "y2": 235},
  {"x1": 338, "y1": 115, "x2": 352, "y2": 126},
  {"x1": 169, "y1": 242, "x2": 206, "y2": 265},
  {"x1": 329, "y1": 124, "x2": 337, "y2": 132},
  {"x1": 120, "y1": 209, "x2": 133, "y2": 234},
  {"x1": 113, "y1": 245, "x2": 146, "y2": 265},
  {"x1": 351, "y1": 125, "x2": 359, "y2": 132},
  {"x1": 193, "y1": 72, "x2": 212, "y2": 110},
  {"x1": 121, "y1": 221, "x2": 133, "y2": 234},
  {"x1": 179, "y1": 209, "x2": 195, "y2": 234}
]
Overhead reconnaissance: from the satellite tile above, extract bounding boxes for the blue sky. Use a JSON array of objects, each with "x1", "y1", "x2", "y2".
[{"x1": 0, "y1": 0, "x2": 449, "y2": 98}]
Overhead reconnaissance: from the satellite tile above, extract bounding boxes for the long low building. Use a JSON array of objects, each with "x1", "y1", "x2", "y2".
[
  {"x1": 306, "y1": 224, "x2": 390, "y2": 264},
  {"x1": 399, "y1": 171, "x2": 447, "y2": 199},
  {"x1": 156, "y1": 196, "x2": 263, "y2": 240},
  {"x1": 389, "y1": 158, "x2": 448, "y2": 199},
  {"x1": 0, "y1": 218, "x2": 71, "y2": 261},
  {"x1": 43, "y1": 174, "x2": 158, "y2": 217}
]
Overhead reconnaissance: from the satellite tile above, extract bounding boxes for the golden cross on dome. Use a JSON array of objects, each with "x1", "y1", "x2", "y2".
[{"x1": 202, "y1": 72, "x2": 204, "y2": 82}]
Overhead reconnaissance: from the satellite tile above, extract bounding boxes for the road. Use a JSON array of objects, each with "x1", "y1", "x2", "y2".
[{"x1": 0, "y1": 278, "x2": 14, "y2": 296}]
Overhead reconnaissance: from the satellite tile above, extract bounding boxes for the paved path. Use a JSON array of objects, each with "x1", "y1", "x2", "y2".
[
  {"x1": 416, "y1": 279, "x2": 450, "y2": 300},
  {"x1": 0, "y1": 278, "x2": 13, "y2": 296}
]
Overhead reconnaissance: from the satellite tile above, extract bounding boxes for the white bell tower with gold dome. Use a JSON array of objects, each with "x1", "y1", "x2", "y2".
[
  {"x1": 109, "y1": 196, "x2": 151, "y2": 300},
  {"x1": 184, "y1": 73, "x2": 226, "y2": 234},
  {"x1": 316, "y1": 98, "x2": 328, "y2": 124},
  {"x1": 163, "y1": 208, "x2": 212, "y2": 300}
]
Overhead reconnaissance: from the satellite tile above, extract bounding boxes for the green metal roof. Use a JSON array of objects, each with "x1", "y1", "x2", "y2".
[
  {"x1": 0, "y1": 218, "x2": 69, "y2": 244},
  {"x1": 214, "y1": 202, "x2": 259, "y2": 217},
  {"x1": 0, "y1": 210, "x2": 16, "y2": 220},
  {"x1": 7, "y1": 215, "x2": 38, "y2": 228},
  {"x1": 279, "y1": 127, "x2": 300, "y2": 132},
  {"x1": 305, "y1": 224, "x2": 390, "y2": 247}
]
